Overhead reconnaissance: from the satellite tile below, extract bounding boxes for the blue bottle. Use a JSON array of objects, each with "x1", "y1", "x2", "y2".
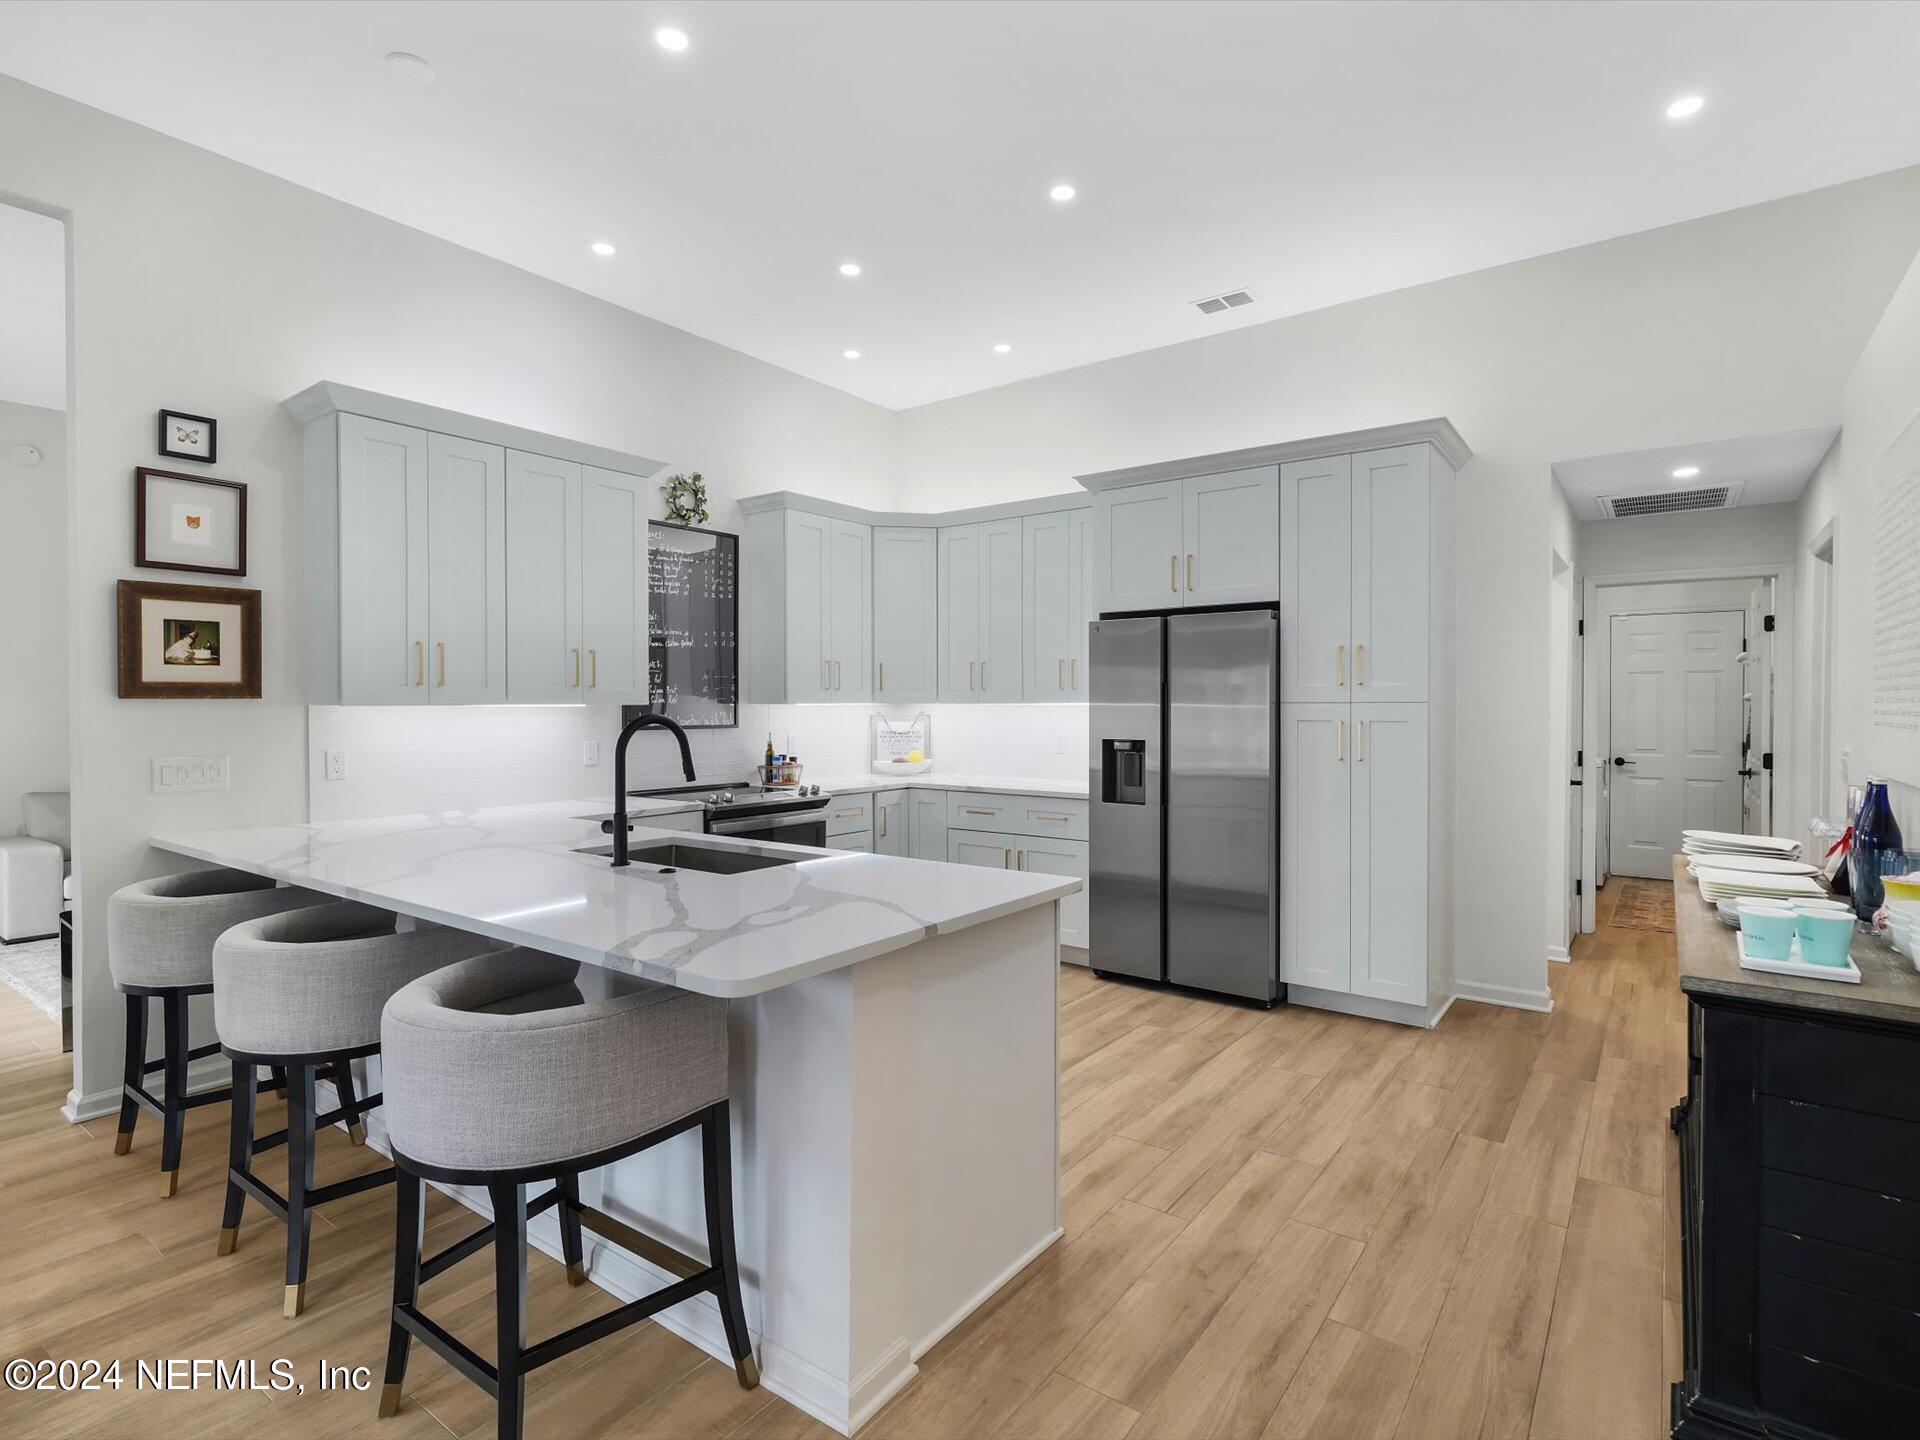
[{"x1": 1849, "y1": 779, "x2": 1905, "y2": 924}]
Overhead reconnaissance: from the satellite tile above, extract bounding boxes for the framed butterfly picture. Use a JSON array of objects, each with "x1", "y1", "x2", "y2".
[
  {"x1": 135, "y1": 467, "x2": 248, "y2": 576},
  {"x1": 157, "y1": 408, "x2": 217, "y2": 463}
]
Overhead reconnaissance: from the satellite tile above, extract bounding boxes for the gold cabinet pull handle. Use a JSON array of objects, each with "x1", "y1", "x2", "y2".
[
  {"x1": 969, "y1": 660, "x2": 977, "y2": 691},
  {"x1": 879, "y1": 808, "x2": 887, "y2": 838},
  {"x1": 836, "y1": 659, "x2": 842, "y2": 690},
  {"x1": 1071, "y1": 657, "x2": 1077, "y2": 690},
  {"x1": 589, "y1": 648, "x2": 598, "y2": 688},
  {"x1": 824, "y1": 660, "x2": 831, "y2": 692},
  {"x1": 962, "y1": 806, "x2": 994, "y2": 816},
  {"x1": 1336, "y1": 644, "x2": 1346, "y2": 686},
  {"x1": 416, "y1": 640, "x2": 425, "y2": 687},
  {"x1": 1336, "y1": 719, "x2": 1345, "y2": 762},
  {"x1": 1058, "y1": 657, "x2": 1065, "y2": 690},
  {"x1": 878, "y1": 661, "x2": 885, "y2": 692},
  {"x1": 1170, "y1": 554, "x2": 1179, "y2": 592},
  {"x1": 1358, "y1": 720, "x2": 1367, "y2": 762},
  {"x1": 437, "y1": 641, "x2": 446, "y2": 688},
  {"x1": 1034, "y1": 812, "x2": 1069, "y2": 823},
  {"x1": 572, "y1": 647, "x2": 581, "y2": 689},
  {"x1": 1356, "y1": 643, "x2": 1366, "y2": 686},
  {"x1": 1187, "y1": 553, "x2": 1194, "y2": 591},
  {"x1": 982, "y1": 660, "x2": 989, "y2": 690},
  {"x1": 1017, "y1": 849, "x2": 1026, "y2": 869},
  {"x1": 1004, "y1": 848, "x2": 1012, "y2": 868}
]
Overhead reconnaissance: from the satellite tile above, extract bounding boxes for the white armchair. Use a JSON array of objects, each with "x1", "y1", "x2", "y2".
[{"x1": 1, "y1": 790, "x2": 69, "y2": 943}]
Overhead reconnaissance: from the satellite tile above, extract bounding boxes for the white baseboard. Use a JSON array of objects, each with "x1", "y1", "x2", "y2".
[
  {"x1": 62, "y1": 1052, "x2": 230, "y2": 1124},
  {"x1": 912, "y1": 1225, "x2": 1061, "y2": 1362},
  {"x1": 1453, "y1": 977, "x2": 1556, "y2": 1014},
  {"x1": 1547, "y1": 945, "x2": 1571, "y2": 964},
  {"x1": 1285, "y1": 984, "x2": 1434, "y2": 1029}
]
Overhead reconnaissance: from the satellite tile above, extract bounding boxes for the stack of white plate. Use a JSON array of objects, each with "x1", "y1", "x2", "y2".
[
  {"x1": 1695, "y1": 865, "x2": 1827, "y2": 904},
  {"x1": 1682, "y1": 830, "x2": 1803, "y2": 861}
]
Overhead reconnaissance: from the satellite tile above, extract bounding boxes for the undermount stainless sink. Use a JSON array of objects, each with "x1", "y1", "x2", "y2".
[{"x1": 574, "y1": 839, "x2": 804, "y2": 875}]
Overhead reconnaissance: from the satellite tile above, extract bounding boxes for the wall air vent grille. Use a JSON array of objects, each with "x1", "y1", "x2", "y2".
[
  {"x1": 1192, "y1": 288, "x2": 1257, "y2": 316},
  {"x1": 1597, "y1": 482, "x2": 1743, "y2": 519}
]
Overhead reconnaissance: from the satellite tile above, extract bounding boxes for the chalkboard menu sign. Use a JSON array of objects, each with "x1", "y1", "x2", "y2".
[{"x1": 644, "y1": 521, "x2": 738, "y2": 728}]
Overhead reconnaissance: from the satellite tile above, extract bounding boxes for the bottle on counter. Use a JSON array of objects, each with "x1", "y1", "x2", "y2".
[{"x1": 1849, "y1": 778, "x2": 1905, "y2": 924}]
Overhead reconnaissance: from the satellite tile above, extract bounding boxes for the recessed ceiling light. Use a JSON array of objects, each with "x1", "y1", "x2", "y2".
[
  {"x1": 1666, "y1": 95, "x2": 1704, "y2": 120},
  {"x1": 1671, "y1": 465, "x2": 1700, "y2": 479},
  {"x1": 590, "y1": 241, "x2": 616, "y2": 257},
  {"x1": 1049, "y1": 183, "x2": 1077, "y2": 203},
  {"x1": 993, "y1": 343, "x2": 1012, "y2": 354},
  {"x1": 655, "y1": 27, "x2": 689, "y2": 53},
  {"x1": 385, "y1": 51, "x2": 436, "y2": 82},
  {"x1": 839, "y1": 262, "x2": 862, "y2": 278},
  {"x1": 842, "y1": 349, "x2": 861, "y2": 360}
]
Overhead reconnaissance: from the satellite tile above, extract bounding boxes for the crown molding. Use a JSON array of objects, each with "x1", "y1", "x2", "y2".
[{"x1": 1074, "y1": 417, "x2": 1472, "y2": 491}]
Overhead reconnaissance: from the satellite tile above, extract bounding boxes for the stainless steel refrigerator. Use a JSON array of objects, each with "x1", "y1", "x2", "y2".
[{"x1": 1088, "y1": 609, "x2": 1279, "y2": 1004}]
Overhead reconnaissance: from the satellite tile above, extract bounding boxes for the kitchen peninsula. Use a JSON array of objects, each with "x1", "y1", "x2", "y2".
[{"x1": 151, "y1": 800, "x2": 1077, "y2": 1434}]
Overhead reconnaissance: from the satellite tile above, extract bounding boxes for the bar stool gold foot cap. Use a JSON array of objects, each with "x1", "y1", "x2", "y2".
[
  {"x1": 735, "y1": 1353, "x2": 760, "y2": 1390},
  {"x1": 112, "y1": 1131, "x2": 132, "y2": 1156},
  {"x1": 216, "y1": 1226, "x2": 238, "y2": 1256},
  {"x1": 159, "y1": 1168, "x2": 178, "y2": 1198},
  {"x1": 283, "y1": 1283, "x2": 305, "y2": 1318},
  {"x1": 565, "y1": 1261, "x2": 586, "y2": 1287},
  {"x1": 348, "y1": 1123, "x2": 366, "y2": 1147},
  {"x1": 377, "y1": 1383, "x2": 402, "y2": 1418}
]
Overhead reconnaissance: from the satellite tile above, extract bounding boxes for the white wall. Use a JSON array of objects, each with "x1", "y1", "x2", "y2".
[
  {"x1": 0, "y1": 399, "x2": 67, "y2": 838},
  {"x1": 0, "y1": 74, "x2": 897, "y2": 1114},
  {"x1": 892, "y1": 168, "x2": 1920, "y2": 1008},
  {"x1": 1576, "y1": 501, "x2": 1801, "y2": 578},
  {"x1": 1793, "y1": 238, "x2": 1920, "y2": 841}
]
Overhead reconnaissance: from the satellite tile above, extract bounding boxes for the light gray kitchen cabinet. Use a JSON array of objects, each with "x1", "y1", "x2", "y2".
[
  {"x1": 1279, "y1": 703, "x2": 1354, "y2": 993},
  {"x1": 1095, "y1": 468, "x2": 1278, "y2": 614},
  {"x1": 939, "y1": 519, "x2": 1023, "y2": 701},
  {"x1": 1095, "y1": 478, "x2": 1184, "y2": 612},
  {"x1": 909, "y1": 790, "x2": 948, "y2": 860},
  {"x1": 751, "y1": 508, "x2": 872, "y2": 703},
  {"x1": 580, "y1": 465, "x2": 651, "y2": 704},
  {"x1": 1022, "y1": 509, "x2": 1092, "y2": 699},
  {"x1": 873, "y1": 789, "x2": 909, "y2": 856},
  {"x1": 505, "y1": 451, "x2": 583, "y2": 704},
  {"x1": 330, "y1": 413, "x2": 430, "y2": 705},
  {"x1": 828, "y1": 519, "x2": 873, "y2": 702},
  {"x1": 1011, "y1": 833, "x2": 1089, "y2": 948},
  {"x1": 423, "y1": 433, "x2": 508, "y2": 704},
  {"x1": 1279, "y1": 453, "x2": 1353, "y2": 704},
  {"x1": 872, "y1": 527, "x2": 936, "y2": 703},
  {"x1": 1351, "y1": 704, "x2": 1429, "y2": 1005},
  {"x1": 827, "y1": 832, "x2": 873, "y2": 853},
  {"x1": 947, "y1": 829, "x2": 1016, "y2": 870}
]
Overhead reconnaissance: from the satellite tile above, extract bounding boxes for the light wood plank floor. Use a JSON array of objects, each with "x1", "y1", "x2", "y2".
[{"x1": 0, "y1": 884, "x2": 1681, "y2": 1438}]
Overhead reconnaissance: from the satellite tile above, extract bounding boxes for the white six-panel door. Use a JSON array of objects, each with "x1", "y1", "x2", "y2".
[
  {"x1": 1351, "y1": 703, "x2": 1429, "y2": 1005},
  {"x1": 337, "y1": 414, "x2": 430, "y2": 705},
  {"x1": 784, "y1": 510, "x2": 833, "y2": 702},
  {"x1": 1280, "y1": 454, "x2": 1353, "y2": 703},
  {"x1": 1351, "y1": 444, "x2": 1430, "y2": 704},
  {"x1": 1607, "y1": 610, "x2": 1747, "y2": 878},
  {"x1": 872, "y1": 527, "x2": 937, "y2": 703},
  {"x1": 581, "y1": 465, "x2": 649, "y2": 704},
  {"x1": 505, "y1": 451, "x2": 583, "y2": 704},
  {"x1": 1097, "y1": 479, "x2": 1184, "y2": 612},
  {"x1": 1280, "y1": 703, "x2": 1353, "y2": 992},
  {"x1": 1181, "y1": 467, "x2": 1280, "y2": 606},
  {"x1": 425, "y1": 432, "x2": 507, "y2": 705}
]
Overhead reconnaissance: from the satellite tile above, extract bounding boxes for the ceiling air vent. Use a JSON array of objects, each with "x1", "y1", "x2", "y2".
[
  {"x1": 1192, "y1": 288, "x2": 1256, "y2": 316},
  {"x1": 1597, "y1": 481, "x2": 1744, "y2": 519}
]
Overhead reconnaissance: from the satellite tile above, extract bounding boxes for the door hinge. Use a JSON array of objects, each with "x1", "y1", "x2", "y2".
[
  {"x1": 1575, "y1": 878, "x2": 1583, "y2": 896},
  {"x1": 1576, "y1": 748, "x2": 1583, "y2": 767},
  {"x1": 1577, "y1": 619, "x2": 1585, "y2": 637},
  {"x1": 1763, "y1": 614, "x2": 1776, "y2": 632},
  {"x1": 1762, "y1": 751, "x2": 1773, "y2": 771}
]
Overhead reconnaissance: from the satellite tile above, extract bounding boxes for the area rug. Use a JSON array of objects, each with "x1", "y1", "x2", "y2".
[
  {"x1": 0, "y1": 937, "x2": 61, "y2": 1023},
  {"x1": 1610, "y1": 878, "x2": 1676, "y2": 933}
]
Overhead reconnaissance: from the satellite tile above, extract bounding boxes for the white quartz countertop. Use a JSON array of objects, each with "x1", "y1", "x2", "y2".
[
  {"x1": 150, "y1": 800, "x2": 1077, "y2": 999},
  {"x1": 807, "y1": 773, "x2": 1089, "y2": 800}
]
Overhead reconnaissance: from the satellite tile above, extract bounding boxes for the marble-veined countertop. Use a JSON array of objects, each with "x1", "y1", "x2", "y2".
[
  {"x1": 801, "y1": 773, "x2": 1089, "y2": 800},
  {"x1": 150, "y1": 800, "x2": 1077, "y2": 999}
]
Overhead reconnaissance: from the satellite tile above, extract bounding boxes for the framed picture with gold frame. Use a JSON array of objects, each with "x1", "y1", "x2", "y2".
[{"x1": 116, "y1": 580, "x2": 261, "y2": 699}]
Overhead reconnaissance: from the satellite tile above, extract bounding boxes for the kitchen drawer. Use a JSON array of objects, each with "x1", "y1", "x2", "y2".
[
  {"x1": 945, "y1": 792, "x2": 1088, "y2": 840},
  {"x1": 828, "y1": 830, "x2": 872, "y2": 854},
  {"x1": 824, "y1": 793, "x2": 873, "y2": 837}
]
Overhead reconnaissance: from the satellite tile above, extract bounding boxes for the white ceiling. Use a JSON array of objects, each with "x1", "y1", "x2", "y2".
[
  {"x1": 0, "y1": 203, "x2": 65, "y2": 410},
  {"x1": 4, "y1": 1, "x2": 1920, "y2": 410},
  {"x1": 1554, "y1": 427, "x2": 1840, "y2": 521}
]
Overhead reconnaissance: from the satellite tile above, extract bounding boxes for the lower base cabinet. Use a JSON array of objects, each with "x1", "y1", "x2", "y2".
[
  {"x1": 874, "y1": 790, "x2": 908, "y2": 856},
  {"x1": 947, "y1": 827, "x2": 1089, "y2": 948}
]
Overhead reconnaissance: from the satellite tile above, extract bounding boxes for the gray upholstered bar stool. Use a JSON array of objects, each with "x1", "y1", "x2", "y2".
[
  {"x1": 107, "y1": 869, "x2": 324, "y2": 1196},
  {"x1": 377, "y1": 948, "x2": 756, "y2": 1440},
  {"x1": 213, "y1": 900, "x2": 494, "y2": 1317}
]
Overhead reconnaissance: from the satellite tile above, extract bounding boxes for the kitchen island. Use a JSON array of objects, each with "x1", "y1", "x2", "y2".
[{"x1": 151, "y1": 800, "x2": 1078, "y2": 1434}]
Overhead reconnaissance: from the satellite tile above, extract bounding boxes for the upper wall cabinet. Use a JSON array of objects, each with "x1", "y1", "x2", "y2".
[
  {"x1": 873, "y1": 527, "x2": 937, "y2": 703},
  {"x1": 939, "y1": 519, "x2": 1023, "y2": 702},
  {"x1": 293, "y1": 382, "x2": 665, "y2": 708},
  {"x1": 743, "y1": 504, "x2": 871, "y2": 703},
  {"x1": 1281, "y1": 443, "x2": 1431, "y2": 703},
  {"x1": 1023, "y1": 508, "x2": 1093, "y2": 699},
  {"x1": 1093, "y1": 467, "x2": 1279, "y2": 614}
]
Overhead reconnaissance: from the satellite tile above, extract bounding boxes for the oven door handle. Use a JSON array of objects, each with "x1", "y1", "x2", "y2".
[{"x1": 707, "y1": 808, "x2": 829, "y2": 836}]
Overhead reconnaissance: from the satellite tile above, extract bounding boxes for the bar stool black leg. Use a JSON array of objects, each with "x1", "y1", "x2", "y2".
[
  {"x1": 113, "y1": 993, "x2": 147, "y2": 1155},
  {"x1": 701, "y1": 1101, "x2": 758, "y2": 1389},
  {"x1": 490, "y1": 1182, "x2": 528, "y2": 1440},
  {"x1": 330, "y1": 1060, "x2": 366, "y2": 1145},
  {"x1": 284, "y1": 1063, "x2": 316, "y2": 1317},
  {"x1": 557, "y1": 1173, "x2": 585, "y2": 1286},
  {"x1": 218, "y1": 1059, "x2": 256, "y2": 1255},
  {"x1": 379, "y1": 1166, "x2": 424, "y2": 1419},
  {"x1": 158, "y1": 991, "x2": 190, "y2": 1197}
]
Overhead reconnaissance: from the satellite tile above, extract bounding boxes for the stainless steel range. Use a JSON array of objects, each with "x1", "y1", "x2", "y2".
[{"x1": 633, "y1": 781, "x2": 835, "y2": 845}]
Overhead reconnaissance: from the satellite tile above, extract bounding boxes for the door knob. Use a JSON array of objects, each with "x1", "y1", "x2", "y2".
[{"x1": 1612, "y1": 756, "x2": 1634, "y2": 767}]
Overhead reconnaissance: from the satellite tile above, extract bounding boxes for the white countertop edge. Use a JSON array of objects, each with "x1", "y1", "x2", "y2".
[{"x1": 802, "y1": 774, "x2": 1089, "y2": 801}]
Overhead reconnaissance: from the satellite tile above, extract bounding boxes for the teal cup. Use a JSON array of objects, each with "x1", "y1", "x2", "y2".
[
  {"x1": 1795, "y1": 911, "x2": 1854, "y2": 969},
  {"x1": 1739, "y1": 905, "x2": 1797, "y2": 961}
]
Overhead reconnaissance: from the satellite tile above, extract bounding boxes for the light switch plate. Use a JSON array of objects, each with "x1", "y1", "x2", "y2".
[
  {"x1": 582, "y1": 740, "x2": 601, "y2": 767},
  {"x1": 324, "y1": 749, "x2": 349, "y2": 782},
  {"x1": 1053, "y1": 732, "x2": 1069, "y2": 754},
  {"x1": 153, "y1": 755, "x2": 230, "y2": 794}
]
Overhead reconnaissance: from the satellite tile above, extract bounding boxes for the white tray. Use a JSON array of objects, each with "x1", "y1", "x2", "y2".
[{"x1": 1737, "y1": 930, "x2": 1861, "y2": 984}]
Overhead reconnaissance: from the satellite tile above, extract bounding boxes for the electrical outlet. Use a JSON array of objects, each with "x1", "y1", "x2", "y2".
[
  {"x1": 152, "y1": 755, "x2": 230, "y2": 794},
  {"x1": 324, "y1": 749, "x2": 349, "y2": 782},
  {"x1": 582, "y1": 739, "x2": 601, "y2": 767},
  {"x1": 1053, "y1": 732, "x2": 1069, "y2": 754}
]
